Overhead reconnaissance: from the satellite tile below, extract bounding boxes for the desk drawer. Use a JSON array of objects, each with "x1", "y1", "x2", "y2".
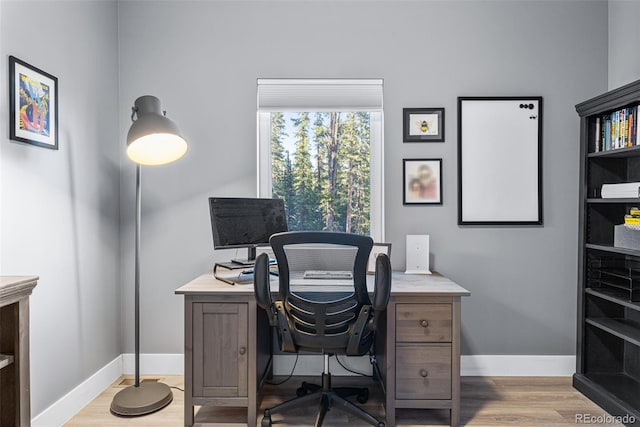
[
  {"x1": 396, "y1": 303, "x2": 451, "y2": 342},
  {"x1": 396, "y1": 343, "x2": 451, "y2": 400}
]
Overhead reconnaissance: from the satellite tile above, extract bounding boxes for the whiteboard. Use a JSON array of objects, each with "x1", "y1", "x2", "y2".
[{"x1": 458, "y1": 97, "x2": 542, "y2": 225}]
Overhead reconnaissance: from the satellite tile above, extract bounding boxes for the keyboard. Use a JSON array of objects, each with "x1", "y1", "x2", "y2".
[
  {"x1": 241, "y1": 269, "x2": 278, "y2": 276},
  {"x1": 303, "y1": 270, "x2": 353, "y2": 280}
]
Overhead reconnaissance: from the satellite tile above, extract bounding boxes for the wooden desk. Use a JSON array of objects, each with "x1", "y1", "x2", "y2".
[
  {"x1": 0, "y1": 276, "x2": 38, "y2": 427},
  {"x1": 176, "y1": 272, "x2": 469, "y2": 427}
]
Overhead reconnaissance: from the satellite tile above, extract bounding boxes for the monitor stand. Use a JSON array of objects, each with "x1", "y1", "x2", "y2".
[{"x1": 231, "y1": 247, "x2": 256, "y2": 266}]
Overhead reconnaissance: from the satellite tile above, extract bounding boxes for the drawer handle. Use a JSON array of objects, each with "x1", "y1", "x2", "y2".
[
  {"x1": 420, "y1": 369, "x2": 428, "y2": 378},
  {"x1": 239, "y1": 347, "x2": 247, "y2": 355},
  {"x1": 420, "y1": 320, "x2": 429, "y2": 328}
]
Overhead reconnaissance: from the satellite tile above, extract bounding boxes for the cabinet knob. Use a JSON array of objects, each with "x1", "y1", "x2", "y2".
[
  {"x1": 420, "y1": 320, "x2": 429, "y2": 328},
  {"x1": 420, "y1": 369, "x2": 428, "y2": 378},
  {"x1": 239, "y1": 346, "x2": 246, "y2": 355}
]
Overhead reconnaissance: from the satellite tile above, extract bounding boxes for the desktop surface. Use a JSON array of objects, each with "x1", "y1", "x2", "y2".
[{"x1": 175, "y1": 271, "x2": 469, "y2": 297}]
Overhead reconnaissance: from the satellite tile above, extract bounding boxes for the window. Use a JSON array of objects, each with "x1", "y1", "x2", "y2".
[{"x1": 257, "y1": 79, "x2": 384, "y2": 241}]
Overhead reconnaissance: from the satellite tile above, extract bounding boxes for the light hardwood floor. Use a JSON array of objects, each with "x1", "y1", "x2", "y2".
[{"x1": 65, "y1": 375, "x2": 622, "y2": 426}]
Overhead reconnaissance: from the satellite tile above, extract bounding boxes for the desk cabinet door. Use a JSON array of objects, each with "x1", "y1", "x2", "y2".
[{"x1": 192, "y1": 303, "x2": 248, "y2": 398}]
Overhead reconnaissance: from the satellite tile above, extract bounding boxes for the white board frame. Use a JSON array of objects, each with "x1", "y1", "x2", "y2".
[{"x1": 458, "y1": 97, "x2": 543, "y2": 225}]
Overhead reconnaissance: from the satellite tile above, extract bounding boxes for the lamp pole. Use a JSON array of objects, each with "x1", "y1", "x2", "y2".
[{"x1": 134, "y1": 164, "x2": 141, "y2": 387}]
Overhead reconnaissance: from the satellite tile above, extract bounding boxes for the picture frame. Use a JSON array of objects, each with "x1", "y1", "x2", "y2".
[
  {"x1": 9, "y1": 56, "x2": 58, "y2": 150},
  {"x1": 403, "y1": 158, "x2": 442, "y2": 205},
  {"x1": 367, "y1": 243, "x2": 392, "y2": 274},
  {"x1": 458, "y1": 97, "x2": 542, "y2": 225},
  {"x1": 403, "y1": 108, "x2": 444, "y2": 142}
]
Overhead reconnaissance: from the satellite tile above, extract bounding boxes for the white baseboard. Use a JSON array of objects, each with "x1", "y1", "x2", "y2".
[
  {"x1": 31, "y1": 355, "x2": 123, "y2": 427},
  {"x1": 460, "y1": 355, "x2": 576, "y2": 376},
  {"x1": 31, "y1": 353, "x2": 576, "y2": 425},
  {"x1": 121, "y1": 353, "x2": 183, "y2": 375}
]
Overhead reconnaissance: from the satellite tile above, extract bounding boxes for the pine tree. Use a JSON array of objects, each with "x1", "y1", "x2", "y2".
[
  {"x1": 352, "y1": 113, "x2": 371, "y2": 235},
  {"x1": 334, "y1": 112, "x2": 371, "y2": 235},
  {"x1": 324, "y1": 112, "x2": 340, "y2": 231},
  {"x1": 282, "y1": 152, "x2": 295, "y2": 227},
  {"x1": 291, "y1": 113, "x2": 318, "y2": 230},
  {"x1": 272, "y1": 111, "x2": 370, "y2": 235},
  {"x1": 271, "y1": 112, "x2": 288, "y2": 200},
  {"x1": 313, "y1": 113, "x2": 329, "y2": 228},
  {"x1": 342, "y1": 112, "x2": 358, "y2": 233}
]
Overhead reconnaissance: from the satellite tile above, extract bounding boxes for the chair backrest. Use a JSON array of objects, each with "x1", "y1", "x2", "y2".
[{"x1": 254, "y1": 231, "x2": 390, "y2": 356}]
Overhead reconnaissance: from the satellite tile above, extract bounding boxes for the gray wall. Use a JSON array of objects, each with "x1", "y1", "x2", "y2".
[
  {"x1": 608, "y1": 0, "x2": 640, "y2": 89},
  {"x1": 118, "y1": 0, "x2": 608, "y2": 356},
  {"x1": 0, "y1": 1, "x2": 121, "y2": 417}
]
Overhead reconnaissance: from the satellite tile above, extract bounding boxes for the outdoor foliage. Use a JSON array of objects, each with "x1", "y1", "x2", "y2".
[{"x1": 271, "y1": 112, "x2": 371, "y2": 235}]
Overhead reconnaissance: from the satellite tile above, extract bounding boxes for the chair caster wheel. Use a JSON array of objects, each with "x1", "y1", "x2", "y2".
[
  {"x1": 296, "y1": 387, "x2": 308, "y2": 397},
  {"x1": 377, "y1": 422, "x2": 385, "y2": 427},
  {"x1": 357, "y1": 388, "x2": 369, "y2": 404},
  {"x1": 261, "y1": 415, "x2": 272, "y2": 427}
]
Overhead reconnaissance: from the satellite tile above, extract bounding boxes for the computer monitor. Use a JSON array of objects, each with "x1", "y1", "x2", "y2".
[{"x1": 209, "y1": 197, "x2": 288, "y2": 265}]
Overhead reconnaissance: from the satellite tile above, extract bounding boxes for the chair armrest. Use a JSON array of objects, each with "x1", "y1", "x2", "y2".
[
  {"x1": 372, "y1": 253, "x2": 391, "y2": 311},
  {"x1": 346, "y1": 305, "x2": 372, "y2": 356},
  {"x1": 254, "y1": 253, "x2": 295, "y2": 351},
  {"x1": 253, "y1": 253, "x2": 273, "y2": 311}
]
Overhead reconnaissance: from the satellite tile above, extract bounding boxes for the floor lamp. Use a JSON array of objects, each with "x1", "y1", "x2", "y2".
[{"x1": 111, "y1": 95, "x2": 188, "y2": 416}]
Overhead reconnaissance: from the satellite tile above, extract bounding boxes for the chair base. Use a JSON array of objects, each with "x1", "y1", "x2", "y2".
[{"x1": 261, "y1": 372, "x2": 384, "y2": 427}]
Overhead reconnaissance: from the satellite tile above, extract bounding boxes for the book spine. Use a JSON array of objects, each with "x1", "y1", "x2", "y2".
[
  {"x1": 595, "y1": 117, "x2": 601, "y2": 152},
  {"x1": 626, "y1": 108, "x2": 630, "y2": 147},
  {"x1": 633, "y1": 107, "x2": 636, "y2": 146},
  {"x1": 623, "y1": 108, "x2": 628, "y2": 147},
  {"x1": 606, "y1": 116, "x2": 611, "y2": 150},
  {"x1": 629, "y1": 107, "x2": 638, "y2": 147},
  {"x1": 612, "y1": 112, "x2": 617, "y2": 149},
  {"x1": 621, "y1": 109, "x2": 625, "y2": 147},
  {"x1": 636, "y1": 105, "x2": 640, "y2": 146},
  {"x1": 619, "y1": 109, "x2": 624, "y2": 148}
]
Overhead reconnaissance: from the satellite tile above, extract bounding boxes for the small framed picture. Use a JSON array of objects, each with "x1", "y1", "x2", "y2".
[
  {"x1": 403, "y1": 108, "x2": 444, "y2": 142},
  {"x1": 403, "y1": 158, "x2": 442, "y2": 205},
  {"x1": 367, "y1": 243, "x2": 392, "y2": 274},
  {"x1": 9, "y1": 56, "x2": 58, "y2": 150}
]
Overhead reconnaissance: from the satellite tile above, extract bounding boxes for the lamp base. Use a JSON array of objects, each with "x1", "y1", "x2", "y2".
[{"x1": 110, "y1": 381, "x2": 173, "y2": 416}]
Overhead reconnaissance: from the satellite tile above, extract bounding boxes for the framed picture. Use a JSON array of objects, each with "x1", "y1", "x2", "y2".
[
  {"x1": 403, "y1": 108, "x2": 444, "y2": 142},
  {"x1": 9, "y1": 56, "x2": 58, "y2": 150},
  {"x1": 458, "y1": 97, "x2": 542, "y2": 225},
  {"x1": 367, "y1": 243, "x2": 391, "y2": 274},
  {"x1": 403, "y1": 158, "x2": 442, "y2": 205}
]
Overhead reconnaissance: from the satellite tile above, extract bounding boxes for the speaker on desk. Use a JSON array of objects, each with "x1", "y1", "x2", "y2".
[{"x1": 405, "y1": 234, "x2": 431, "y2": 274}]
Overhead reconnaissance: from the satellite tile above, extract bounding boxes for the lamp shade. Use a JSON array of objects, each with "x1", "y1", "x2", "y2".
[{"x1": 126, "y1": 96, "x2": 188, "y2": 166}]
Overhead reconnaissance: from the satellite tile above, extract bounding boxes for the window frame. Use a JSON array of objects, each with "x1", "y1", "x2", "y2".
[{"x1": 256, "y1": 79, "x2": 384, "y2": 242}]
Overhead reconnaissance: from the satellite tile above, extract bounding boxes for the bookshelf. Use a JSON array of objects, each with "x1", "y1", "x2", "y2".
[
  {"x1": 0, "y1": 276, "x2": 37, "y2": 426},
  {"x1": 575, "y1": 79, "x2": 640, "y2": 424}
]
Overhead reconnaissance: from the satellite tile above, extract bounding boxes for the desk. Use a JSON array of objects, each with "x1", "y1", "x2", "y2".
[{"x1": 176, "y1": 272, "x2": 469, "y2": 427}]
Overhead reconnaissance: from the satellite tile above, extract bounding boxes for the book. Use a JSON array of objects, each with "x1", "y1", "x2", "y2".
[
  {"x1": 595, "y1": 104, "x2": 640, "y2": 152},
  {"x1": 595, "y1": 117, "x2": 601, "y2": 152},
  {"x1": 601, "y1": 182, "x2": 640, "y2": 198}
]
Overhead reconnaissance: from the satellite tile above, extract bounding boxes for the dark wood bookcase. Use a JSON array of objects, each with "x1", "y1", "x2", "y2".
[{"x1": 575, "y1": 79, "x2": 640, "y2": 425}]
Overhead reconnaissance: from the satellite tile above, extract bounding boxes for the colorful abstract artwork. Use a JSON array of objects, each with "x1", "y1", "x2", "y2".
[{"x1": 9, "y1": 56, "x2": 58, "y2": 149}]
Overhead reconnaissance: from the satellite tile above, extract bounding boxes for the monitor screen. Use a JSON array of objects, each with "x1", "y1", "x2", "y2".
[{"x1": 209, "y1": 197, "x2": 288, "y2": 251}]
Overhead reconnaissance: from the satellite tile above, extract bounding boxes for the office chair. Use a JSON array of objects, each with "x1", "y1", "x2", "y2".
[{"x1": 254, "y1": 231, "x2": 391, "y2": 427}]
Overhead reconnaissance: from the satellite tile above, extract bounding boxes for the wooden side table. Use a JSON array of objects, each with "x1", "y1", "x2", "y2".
[{"x1": 0, "y1": 276, "x2": 38, "y2": 427}]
